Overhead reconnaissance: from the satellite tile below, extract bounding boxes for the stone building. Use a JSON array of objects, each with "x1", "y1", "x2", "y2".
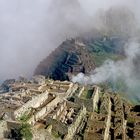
[
  {"x1": 72, "y1": 86, "x2": 100, "y2": 112},
  {"x1": 0, "y1": 77, "x2": 139, "y2": 140},
  {"x1": 43, "y1": 101, "x2": 87, "y2": 140}
]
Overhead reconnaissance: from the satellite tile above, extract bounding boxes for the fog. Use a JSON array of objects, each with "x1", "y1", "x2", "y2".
[
  {"x1": 72, "y1": 41, "x2": 140, "y2": 85},
  {"x1": 0, "y1": 0, "x2": 140, "y2": 82},
  {"x1": 72, "y1": 40, "x2": 140, "y2": 102}
]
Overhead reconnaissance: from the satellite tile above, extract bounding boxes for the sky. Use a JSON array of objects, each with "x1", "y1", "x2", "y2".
[{"x1": 0, "y1": 0, "x2": 140, "y2": 81}]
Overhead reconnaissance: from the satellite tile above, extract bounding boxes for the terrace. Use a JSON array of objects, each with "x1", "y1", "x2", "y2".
[{"x1": 80, "y1": 88, "x2": 94, "y2": 99}]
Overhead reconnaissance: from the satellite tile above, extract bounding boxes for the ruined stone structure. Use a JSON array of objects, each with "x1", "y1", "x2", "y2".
[
  {"x1": 34, "y1": 36, "x2": 126, "y2": 82},
  {"x1": 84, "y1": 92, "x2": 140, "y2": 140},
  {"x1": 70, "y1": 86, "x2": 100, "y2": 112},
  {"x1": 0, "y1": 76, "x2": 139, "y2": 140},
  {"x1": 34, "y1": 39, "x2": 95, "y2": 81},
  {"x1": 44, "y1": 101, "x2": 87, "y2": 140}
]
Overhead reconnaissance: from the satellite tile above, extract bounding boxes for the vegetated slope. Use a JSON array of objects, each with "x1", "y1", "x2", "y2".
[
  {"x1": 34, "y1": 39, "x2": 95, "y2": 81},
  {"x1": 34, "y1": 36, "x2": 125, "y2": 81},
  {"x1": 85, "y1": 36, "x2": 125, "y2": 65}
]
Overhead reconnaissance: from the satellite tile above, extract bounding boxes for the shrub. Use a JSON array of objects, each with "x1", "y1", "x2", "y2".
[{"x1": 20, "y1": 123, "x2": 33, "y2": 140}]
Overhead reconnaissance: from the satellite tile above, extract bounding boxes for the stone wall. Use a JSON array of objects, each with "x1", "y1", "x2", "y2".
[
  {"x1": 66, "y1": 101, "x2": 80, "y2": 109},
  {"x1": 64, "y1": 106, "x2": 87, "y2": 140},
  {"x1": 46, "y1": 117, "x2": 68, "y2": 135},
  {"x1": 0, "y1": 121, "x2": 8, "y2": 139},
  {"x1": 93, "y1": 86, "x2": 100, "y2": 112},
  {"x1": 14, "y1": 91, "x2": 49, "y2": 118},
  {"x1": 28, "y1": 96, "x2": 62, "y2": 125},
  {"x1": 66, "y1": 83, "x2": 78, "y2": 97},
  {"x1": 74, "y1": 97, "x2": 93, "y2": 112},
  {"x1": 104, "y1": 97, "x2": 111, "y2": 140},
  {"x1": 77, "y1": 86, "x2": 85, "y2": 97},
  {"x1": 73, "y1": 86, "x2": 100, "y2": 112},
  {"x1": 0, "y1": 121, "x2": 20, "y2": 139},
  {"x1": 45, "y1": 105, "x2": 86, "y2": 140},
  {"x1": 49, "y1": 101, "x2": 67, "y2": 119}
]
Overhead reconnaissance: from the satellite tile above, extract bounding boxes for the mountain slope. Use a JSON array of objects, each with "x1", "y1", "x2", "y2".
[
  {"x1": 34, "y1": 36, "x2": 125, "y2": 81},
  {"x1": 34, "y1": 39, "x2": 95, "y2": 80}
]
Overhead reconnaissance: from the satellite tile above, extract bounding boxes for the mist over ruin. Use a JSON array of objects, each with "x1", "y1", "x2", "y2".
[
  {"x1": 0, "y1": 1, "x2": 140, "y2": 140},
  {"x1": 0, "y1": 0, "x2": 140, "y2": 81}
]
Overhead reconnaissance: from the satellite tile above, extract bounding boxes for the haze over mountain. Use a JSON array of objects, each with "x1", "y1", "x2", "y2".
[{"x1": 0, "y1": 0, "x2": 140, "y2": 81}]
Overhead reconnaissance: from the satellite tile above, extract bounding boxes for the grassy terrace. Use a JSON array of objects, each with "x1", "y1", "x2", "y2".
[
  {"x1": 92, "y1": 52, "x2": 122, "y2": 67},
  {"x1": 80, "y1": 89, "x2": 94, "y2": 99},
  {"x1": 88, "y1": 40, "x2": 124, "y2": 67}
]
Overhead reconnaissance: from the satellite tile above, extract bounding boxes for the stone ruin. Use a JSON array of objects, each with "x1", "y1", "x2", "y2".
[
  {"x1": 34, "y1": 39, "x2": 95, "y2": 81},
  {"x1": 0, "y1": 76, "x2": 139, "y2": 140},
  {"x1": 84, "y1": 92, "x2": 140, "y2": 140}
]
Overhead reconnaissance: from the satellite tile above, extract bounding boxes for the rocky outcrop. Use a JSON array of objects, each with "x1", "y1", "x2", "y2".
[
  {"x1": 34, "y1": 35, "x2": 126, "y2": 82},
  {"x1": 34, "y1": 39, "x2": 95, "y2": 81}
]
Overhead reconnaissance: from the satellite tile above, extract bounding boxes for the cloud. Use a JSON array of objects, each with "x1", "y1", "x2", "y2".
[
  {"x1": 0, "y1": 0, "x2": 140, "y2": 82},
  {"x1": 72, "y1": 41, "x2": 140, "y2": 101}
]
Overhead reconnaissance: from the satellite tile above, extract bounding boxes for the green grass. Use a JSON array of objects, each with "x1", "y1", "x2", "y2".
[
  {"x1": 80, "y1": 89, "x2": 93, "y2": 99},
  {"x1": 86, "y1": 90, "x2": 93, "y2": 99},
  {"x1": 19, "y1": 114, "x2": 30, "y2": 122},
  {"x1": 87, "y1": 39, "x2": 140, "y2": 105},
  {"x1": 52, "y1": 130, "x2": 63, "y2": 138},
  {"x1": 88, "y1": 40, "x2": 123, "y2": 67},
  {"x1": 17, "y1": 113, "x2": 33, "y2": 140},
  {"x1": 20, "y1": 123, "x2": 33, "y2": 140},
  {"x1": 127, "y1": 117, "x2": 135, "y2": 123},
  {"x1": 92, "y1": 52, "x2": 122, "y2": 67}
]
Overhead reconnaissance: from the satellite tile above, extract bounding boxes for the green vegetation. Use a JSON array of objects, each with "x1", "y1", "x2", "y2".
[
  {"x1": 52, "y1": 130, "x2": 63, "y2": 139},
  {"x1": 127, "y1": 117, "x2": 135, "y2": 123},
  {"x1": 11, "y1": 122, "x2": 32, "y2": 140},
  {"x1": 86, "y1": 90, "x2": 93, "y2": 99},
  {"x1": 95, "y1": 106, "x2": 99, "y2": 113},
  {"x1": 17, "y1": 114, "x2": 33, "y2": 140},
  {"x1": 81, "y1": 89, "x2": 93, "y2": 99},
  {"x1": 19, "y1": 114, "x2": 30, "y2": 122},
  {"x1": 108, "y1": 78, "x2": 127, "y2": 92},
  {"x1": 88, "y1": 39, "x2": 140, "y2": 104},
  {"x1": 20, "y1": 123, "x2": 33, "y2": 140},
  {"x1": 92, "y1": 52, "x2": 121, "y2": 67},
  {"x1": 88, "y1": 39, "x2": 123, "y2": 67}
]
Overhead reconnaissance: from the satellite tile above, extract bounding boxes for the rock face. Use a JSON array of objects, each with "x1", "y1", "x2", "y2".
[
  {"x1": 0, "y1": 79, "x2": 16, "y2": 93},
  {"x1": 34, "y1": 39, "x2": 95, "y2": 81}
]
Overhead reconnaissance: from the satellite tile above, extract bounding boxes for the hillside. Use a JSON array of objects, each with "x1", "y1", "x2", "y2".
[
  {"x1": 34, "y1": 38, "x2": 95, "y2": 81},
  {"x1": 34, "y1": 36, "x2": 125, "y2": 80}
]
